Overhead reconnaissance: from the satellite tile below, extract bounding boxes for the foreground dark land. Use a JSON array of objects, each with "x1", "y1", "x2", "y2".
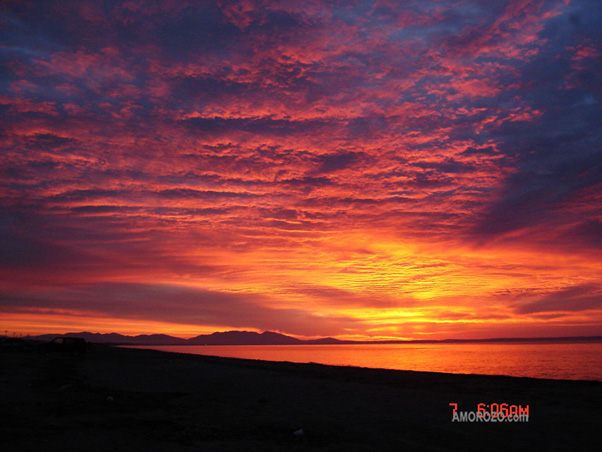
[{"x1": 1, "y1": 344, "x2": 600, "y2": 451}]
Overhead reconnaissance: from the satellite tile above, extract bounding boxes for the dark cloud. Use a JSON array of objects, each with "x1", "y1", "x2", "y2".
[
  {"x1": 2, "y1": 0, "x2": 602, "y2": 337},
  {"x1": 71, "y1": 205, "x2": 140, "y2": 214},
  {"x1": 567, "y1": 219, "x2": 602, "y2": 247},
  {"x1": 183, "y1": 117, "x2": 332, "y2": 137},
  {"x1": 289, "y1": 284, "x2": 418, "y2": 309},
  {"x1": 410, "y1": 172, "x2": 454, "y2": 189},
  {"x1": 461, "y1": 146, "x2": 498, "y2": 156},
  {"x1": 467, "y1": 7, "x2": 602, "y2": 242},
  {"x1": 156, "y1": 189, "x2": 260, "y2": 200},
  {"x1": 48, "y1": 189, "x2": 126, "y2": 202},
  {"x1": 280, "y1": 176, "x2": 334, "y2": 190},
  {"x1": 170, "y1": 75, "x2": 248, "y2": 104},
  {"x1": 313, "y1": 151, "x2": 364, "y2": 174},
  {"x1": 472, "y1": 142, "x2": 602, "y2": 238},
  {"x1": 0, "y1": 282, "x2": 359, "y2": 336},
  {"x1": 152, "y1": 5, "x2": 240, "y2": 60},
  {"x1": 414, "y1": 158, "x2": 475, "y2": 174},
  {"x1": 0, "y1": 233, "x2": 99, "y2": 270},
  {"x1": 516, "y1": 285, "x2": 602, "y2": 314}
]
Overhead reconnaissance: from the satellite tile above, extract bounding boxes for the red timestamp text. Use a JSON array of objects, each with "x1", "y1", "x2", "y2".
[
  {"x1": 449, "y1": 402, "x2": 530, "y2": 423},
  {"x1": 477, "y1": 403, "x2": 529, "y2": 417}
]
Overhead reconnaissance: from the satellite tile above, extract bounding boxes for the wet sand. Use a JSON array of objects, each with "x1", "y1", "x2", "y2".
[{"x1": 1, "y1": 344, "x2": 600, "y2": 451}]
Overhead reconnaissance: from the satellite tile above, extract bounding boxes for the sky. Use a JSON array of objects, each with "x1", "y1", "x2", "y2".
[{"x1": 1, "y1": 0, "x2": 601, "y2": 340}]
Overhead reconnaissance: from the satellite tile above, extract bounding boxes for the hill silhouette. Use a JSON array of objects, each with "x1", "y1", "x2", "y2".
[
  {"x1": 29, "y1": 330, "x2": 345, "y2": 345},
  {"x1": 27, "y1": 331, "x2": 602, "y2": 346}
]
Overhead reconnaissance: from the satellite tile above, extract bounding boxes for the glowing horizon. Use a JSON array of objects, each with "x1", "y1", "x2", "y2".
[{"x1": 1, "y1": 0, "x2": 601, "y2": 340}]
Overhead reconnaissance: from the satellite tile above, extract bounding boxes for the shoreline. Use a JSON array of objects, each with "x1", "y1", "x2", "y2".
[
  {"x1": 121, "y1": 342, "x2": 602, "y2": 382},
  {"x1": 2, "y1": 344, "x2": 601, "y2": 451},
  {"x1": 122, "y1": 345, "x2": 595, "y2": 382}
]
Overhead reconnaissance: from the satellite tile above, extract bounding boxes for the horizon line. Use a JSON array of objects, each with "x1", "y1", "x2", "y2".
[{"x1": 14, "y1": 330, "x2": 602, "y2": 344}]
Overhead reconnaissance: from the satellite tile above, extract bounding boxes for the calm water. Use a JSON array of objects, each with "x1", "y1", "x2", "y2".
[{"x1": 127, "y1": 342, "x2": 602, "y2": 381}]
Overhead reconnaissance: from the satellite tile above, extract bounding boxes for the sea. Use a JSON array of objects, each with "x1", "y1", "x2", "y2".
[{"x1": 125, "y1": 342, "x2": 602, "y2": 381}]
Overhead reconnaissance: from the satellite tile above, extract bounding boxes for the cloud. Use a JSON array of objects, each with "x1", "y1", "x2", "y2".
[
  {"x1": 460, "y1": 146, "x2": 498, "y2": 156},
  {"x1": 0, "y1": 282, "x2": 360, "y2": 336},
  {"x1": 287, "y1": 284, "x2": 419, "y2": 309},
  {"x1": 2, "y1": 0, "x2": 602, "y2": 338},
  {"x1": 471, "y1": 141, "x2": 602, "y2": 239},
  {"x1": 313, "y1": 151, "x2": 364, "y2": 174},
  {"x1": 516, "y1": 284, "x2": 602, "y2": 314}
]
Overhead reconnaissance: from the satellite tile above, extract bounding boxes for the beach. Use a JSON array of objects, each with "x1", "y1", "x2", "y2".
[{"x1": 1, "y1": 344, "x2": 600, "y2": 451}]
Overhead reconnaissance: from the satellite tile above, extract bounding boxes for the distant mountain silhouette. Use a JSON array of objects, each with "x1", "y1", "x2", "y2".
[
  {"x1": 29, "y1": 330, "x2": 345, "y2": 345},
  {"x1": 27, "y1": 331, "x2": 602, "y2": 346},
  {"x1": 305, "y1": 337, "x2": 344, "y2": 344},
  {"x1": 30, "y1": 331, "x2": 188, "y2": 345},
  {"x1": 187, "y1": 330, "x2": 303, "y2": 345}
]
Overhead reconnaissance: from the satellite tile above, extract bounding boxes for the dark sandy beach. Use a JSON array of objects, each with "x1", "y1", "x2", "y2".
[{"x1": 1, "y1": 344, "x2": 600, "y2": 451}]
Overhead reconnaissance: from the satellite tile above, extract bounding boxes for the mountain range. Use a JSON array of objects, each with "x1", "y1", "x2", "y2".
[
  {"x1": 26, "y1": 330, "x2": 602, "y2": 346},
  {"x1": 28, "y1": 330, "x2": 345, "y2": 345}
]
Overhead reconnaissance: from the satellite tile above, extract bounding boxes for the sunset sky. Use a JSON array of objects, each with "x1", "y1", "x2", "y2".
[{"x1": 1, "y1": 0, "x2": 601, "y2": 340}]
